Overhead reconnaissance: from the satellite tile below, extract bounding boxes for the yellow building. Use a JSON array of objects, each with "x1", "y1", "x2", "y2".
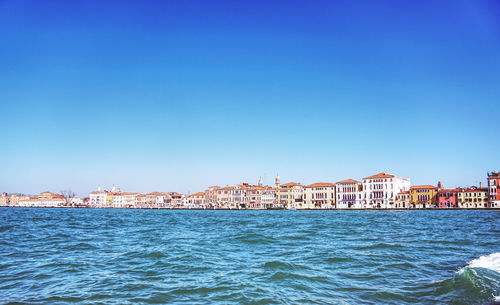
[
  {"x1": 106, "y1": 194, "x2": 114, "y2": 207},
  {"x1": 39, "y1": 191, "x2": 63, "y2": 200},
  {"x1": 395, "y1": 191, "x2": 410, "y2": 208},
  {"x1": 409, "y1": 185, "x2": 439, "y2": 208},
  {"x1": 303, "y1": 183, "x2": 336, "y2": 209},
  {"x1": 457, "y1": 187, "x2": 489, "y2": 208},
  {"x1": 276, "y1": 182, "x2": 303, "y2": 209}
]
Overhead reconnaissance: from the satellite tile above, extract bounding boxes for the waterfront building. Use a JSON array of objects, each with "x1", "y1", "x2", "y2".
[
  {"x1": 457, "y1": 186, "x2": 489, "y2": 208},
  {"x1": 155, "y1": 192, "x2": 172, "y2": 208},
  {"x1": 241, "y1": 184, "x2": 266, "y2": 209},
  {"x1": 89, "y1": 186, "x2": 111, "y2": 208},
  {"x1": 204, "y1": 186, "x2": 220, "y2": 209},
  {"x1": 9, "y1": 194, "x2": 31, "y2": 206},
  {"x1": 409, "y1": 185, "x2": 439, "y2": 208},
  {"x1": 487, "y1": 171, "x2": 500, "y2": 208},
  {"x1": 171, "y1": 193, "x2": 186, "y2": 208},
  {"x1": 231, "y1": 185, "x2": 246, "y2": 209},
  {"x1": 70, "y1": 197, "x2": 84, "y2": 207},
  {"x1": 38, "y1": 191, "x2": 64, "y2": 200},
  {"x1": 215, "y1": 186, "x2": 233, "y2": 209},
  {"x1": 124, "y1": 193, "x2": 139, "y2": 208},
  {"x1": 0, "y1": 192, "x2": 9, "y2": 206},
  {"x1": 82, "y1": 197, "x2": 90, "y2": 207},
  {"x1": 110, "y1": 193, "x2": 121, "y2": 208},
  {"x1": 188, "y1": 192, "x2": 206, "y2": 208},
  {"x1": 336, "y1": 179, "x2": 363, "y2": 209},
  {"x1": 17, "y1": 192, "x2": 65, "y2": 207},
  {"x1": 105, "y1": 193, "x2": 114, "y2": 207},
  {"x1": 143, "y1": 192, "x2": 159, "y2": 208},
  {"x1": 17, "y1": 197, "x2": 65, "y2": 207},
  {"x1": 261, "y1": 188, "x2": 277, "y2": 209},
  {"x1": 302, "y1": 183, "x2": 336, "y2": 209},
  {"x1": 362, "y1": 173, "x2": 411, "y2": 209},
  {"x1": 276, "y1": 182, "x2": 303, "y2": 209},
  {"x1": 395, "y1": 191, "x2": 410, "y2": 208},
  {"x1": 438, "y1": 188, "x2": 459, "y2": 208},
  {"x1": 135, "y1": 194, "x2": 147, "y2": 208},
  {"x1": 204, "y1": 179, "x2": 275, "y2": 209}
]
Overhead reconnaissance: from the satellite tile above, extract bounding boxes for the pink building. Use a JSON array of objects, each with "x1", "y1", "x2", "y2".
[{"x1": 438, "y1": 188, "x2": 458, "y2": 208}]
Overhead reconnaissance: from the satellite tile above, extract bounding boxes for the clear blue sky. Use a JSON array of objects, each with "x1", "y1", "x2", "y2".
[{"x1": 1, "y1": 0, "x2": 499, "y2": 197}]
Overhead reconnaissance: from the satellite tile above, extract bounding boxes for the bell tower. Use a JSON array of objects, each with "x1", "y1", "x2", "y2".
[{"x1": 275, "y1": 174, "x2": 280, "y2": 188}]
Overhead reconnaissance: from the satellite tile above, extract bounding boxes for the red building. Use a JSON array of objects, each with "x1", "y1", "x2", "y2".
[
  {"x1": 487, "y1": 172, "x2": 500, "y2": 208},
  {"x1": 438, "y1": 188, "x2": 459, "y2": 208}
]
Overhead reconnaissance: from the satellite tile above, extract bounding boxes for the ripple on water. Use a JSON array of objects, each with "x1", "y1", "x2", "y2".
[
  {"x1": 263, "y1": 261, "x2": 300, "y2": 270},
  {"x1": 233, "y1": 233, "x2": 276, "y2": 244},
  {"x1": 0, "y1": 225, "x2": 14, "y2": 233}
]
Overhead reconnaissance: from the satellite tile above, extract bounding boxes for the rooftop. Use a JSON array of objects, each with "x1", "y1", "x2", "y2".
[
  {"x1": 189, "y1": 192, "x2": 205, "y2": 197},
  {"x1": 336, "y1": 179, "x2": 360, "y2": 184},
  {"x1": 363, "y1": 172, "x2": 395, "y2": 179},
  {"x1": 305, "y1": 182, "x2": 335, "y2": 188},
  {"x1": 410, "y1": 185, "x2": 438, "y2": 189}
]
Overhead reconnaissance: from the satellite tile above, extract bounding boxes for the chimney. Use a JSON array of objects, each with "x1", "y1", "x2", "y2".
[{"x1": 480, "y1": 182, "x2": 482, "y2": 188}]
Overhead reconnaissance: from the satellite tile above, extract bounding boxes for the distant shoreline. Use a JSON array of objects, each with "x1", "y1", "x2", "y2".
[{"x1": 1, "y1": 206, "x2": 499, "y2": 211}]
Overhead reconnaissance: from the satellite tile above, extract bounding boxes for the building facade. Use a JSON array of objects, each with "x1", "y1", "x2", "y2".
[
  {"x1": 409, "y1": 185, "x2": 439, "y2": 209},
  {"x1": 362, "y1": 173, "x2": 411, "y2": 209},
  {"x1": 261, "y1": 188, "x2": 277, "y2": 209},
  {"x1": 487, "y1": 171, "x2": 500, "y2": 208},
  {"x1": 303, "y1": 183, "x2": 336, "y2": 209},
  {"x1": 438, "y1": 188, "x2": 459, "y2": 208},
  {"x1": 336, "y1": 179, "x2": 363, "y2": 209},
  {"x1": 89, "y1": 187, "x2": 110, "y2": 208},
  {"x1": 188, "y1": 192, "x2": 206, "y2": 208},
  {"x1": 0, "y1": 192, "x2": 9, "y2": 206},
  {"x1": 276, "y1": 182, "x2": 303, "y2": 209},
  {"x1": 395, "y1": 191, "x2": 410, "y2": 208},
  {"x1": 457, "y1": 187, "x2": 489, "y2": 208}
]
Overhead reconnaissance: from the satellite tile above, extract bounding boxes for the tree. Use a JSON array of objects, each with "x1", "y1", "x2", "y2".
[{"x1": 60, "y1": 189, "x2": 76, "y2": 207}]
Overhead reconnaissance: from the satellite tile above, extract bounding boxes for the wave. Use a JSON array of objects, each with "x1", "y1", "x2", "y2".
[
  {"x1": 409, "y1": 253, "x2": 500, "y2": 305},
  {"x1": 453, "y1": 253, "x2": 500, "y2": 304},
  {"x1": 463, "y1": 252, "x2": 500, "y2": 274}
]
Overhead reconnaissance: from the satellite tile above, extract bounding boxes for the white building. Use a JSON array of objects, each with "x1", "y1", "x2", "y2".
[
  {"x1": 214, "y1": 186, "x2": 234, "y2": 208},
  {"x1": 70, "y1": 197, "x2": 84, "y2": 206},
  {"x1": 155, "y1": 192, "x2": 172, "y2": 208},
  {"x1": 261, "y1": 188, "x2": 276, "y2": 209},
  {"x1": 17, "y1": 197, "x2": 65, "y2": 207},
  {"x1": 171, "y1": 193, "x2": 187, "y2": 208},
  {"x1": 362, "y1": 172, "x2": 411, "y2": 209},
  {"x1": 122, "y1": 193, "x2": 138, "y2": 208},
  {"x1": 89, "y1": 187, "x2": 110, "y2": 208},
  {"x1": 336, "y1": 179, "x2": 363, "y2": 209}
]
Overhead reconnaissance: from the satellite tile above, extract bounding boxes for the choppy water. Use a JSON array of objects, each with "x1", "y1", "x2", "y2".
[{"x1": 0, "y1": 208, "x2": 499, "y2": 305}]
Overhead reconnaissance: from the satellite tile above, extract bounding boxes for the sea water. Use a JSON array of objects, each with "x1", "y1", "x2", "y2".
[{"x1": 0, "y1": 208, "x2": 498, "y2": 304}]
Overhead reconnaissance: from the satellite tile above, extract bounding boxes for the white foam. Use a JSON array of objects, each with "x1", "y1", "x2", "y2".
[{"x1": 466, "y1": 252, "x2": 500, "y2": 273}]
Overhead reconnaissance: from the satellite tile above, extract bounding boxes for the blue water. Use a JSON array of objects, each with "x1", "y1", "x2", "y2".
[{"x1": 0, "y1": 208, "x2": 498, "y2": 305}]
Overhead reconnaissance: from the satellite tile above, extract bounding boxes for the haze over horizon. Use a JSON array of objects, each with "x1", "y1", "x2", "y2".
[{"x1": 1, "y1": 0, "x2": 499, "y2": 197}]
